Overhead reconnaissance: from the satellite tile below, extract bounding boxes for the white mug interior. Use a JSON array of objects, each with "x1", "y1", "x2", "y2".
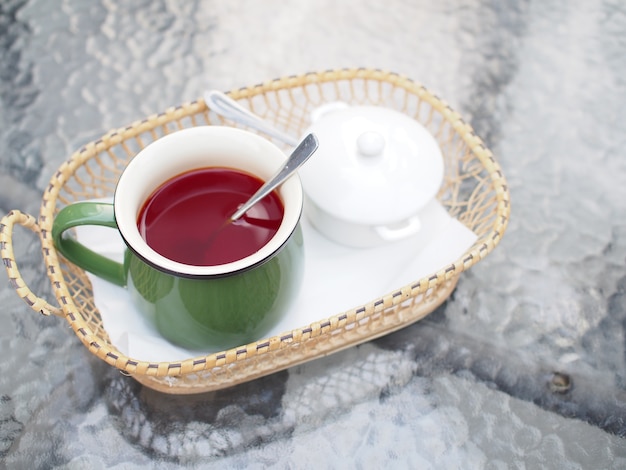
[{"x1": 114, "y1": 126, "x2": 303, "y2": 277}]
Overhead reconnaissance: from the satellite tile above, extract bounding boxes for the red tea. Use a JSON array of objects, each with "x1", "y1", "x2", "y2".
[{"x1": 137, "y1": 167, "x2": 284, "y2": 266}]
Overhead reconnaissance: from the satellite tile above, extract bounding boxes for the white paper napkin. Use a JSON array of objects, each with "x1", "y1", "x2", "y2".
[{"x1": 75, "y1": 199, "x2": 477, "y2": 362}]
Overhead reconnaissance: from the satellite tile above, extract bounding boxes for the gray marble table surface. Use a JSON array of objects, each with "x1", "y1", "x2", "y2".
[{"x1": 1, "y1": 0, "x2": 626, "y2": 468}]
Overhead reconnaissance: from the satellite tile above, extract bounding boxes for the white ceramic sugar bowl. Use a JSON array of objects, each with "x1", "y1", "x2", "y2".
[{"x1": 298, "y1": 103, "x2": 445, "y2": 248}]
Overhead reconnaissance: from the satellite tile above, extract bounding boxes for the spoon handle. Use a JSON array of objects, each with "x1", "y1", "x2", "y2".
[
  {"x1": 204, "y1": 90, "x2": 300, "y2": 147},
  {"x1": 230, "y1": 133, "x2": 319, "y2": 221}
]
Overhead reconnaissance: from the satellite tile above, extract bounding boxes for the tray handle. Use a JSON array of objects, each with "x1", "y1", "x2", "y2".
[{"x1": 1, "y1": 210, "x2": 63, "y2": 317}]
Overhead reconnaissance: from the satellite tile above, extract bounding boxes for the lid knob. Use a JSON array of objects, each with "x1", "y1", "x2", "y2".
[{"x1": 356, "y1": 131, "x2": 385, "y2": 157}]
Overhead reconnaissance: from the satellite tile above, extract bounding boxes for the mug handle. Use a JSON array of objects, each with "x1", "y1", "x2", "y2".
[{"x1": 51, "y1": 202, "x2": 126, "y2": 287}]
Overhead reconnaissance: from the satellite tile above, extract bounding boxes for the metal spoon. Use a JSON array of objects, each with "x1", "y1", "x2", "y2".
[
  {"x1": 204, "y1": 90, "x2": 299, "y2": 147},
  {"x1": 230, "y1": 133, "x2": 318, "y2": 221}
]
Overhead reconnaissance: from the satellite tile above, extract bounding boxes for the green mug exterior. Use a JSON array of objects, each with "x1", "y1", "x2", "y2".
[{"x1": 52, "y1": 201, "x2": 304, "y2": 351}]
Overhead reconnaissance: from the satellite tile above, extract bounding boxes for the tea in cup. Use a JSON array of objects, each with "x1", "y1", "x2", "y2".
[{"x1": 52, "y1": 126, "x2": 304, "y2": 351}]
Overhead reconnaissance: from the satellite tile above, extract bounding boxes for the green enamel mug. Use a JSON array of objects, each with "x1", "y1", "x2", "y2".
[{"x1": 52, "y1": 126, "x2": 305, "y2": 351}]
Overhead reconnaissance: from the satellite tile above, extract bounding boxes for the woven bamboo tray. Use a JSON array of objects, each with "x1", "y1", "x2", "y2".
[{"x1": 1, "y1": 68, "x2": 510, "y2": 394}]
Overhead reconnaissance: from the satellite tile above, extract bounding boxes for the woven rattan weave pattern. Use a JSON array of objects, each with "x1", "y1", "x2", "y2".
[{"x1": 0, "y1": 68, "x2": 509, "y2": 394}]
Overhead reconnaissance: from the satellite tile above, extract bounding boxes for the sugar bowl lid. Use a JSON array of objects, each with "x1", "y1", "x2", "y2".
[{"x1": 298, "y1": 103, "x2": 444, "y2": 226}]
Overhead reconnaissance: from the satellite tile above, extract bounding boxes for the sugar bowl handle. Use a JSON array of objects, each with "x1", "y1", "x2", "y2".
[
  {"x1": 0, "y1": 210, "x2": 63, "y2": 317},
  {"x1": 374, "y1": 215, "x2": 422, "y2": 241}
]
